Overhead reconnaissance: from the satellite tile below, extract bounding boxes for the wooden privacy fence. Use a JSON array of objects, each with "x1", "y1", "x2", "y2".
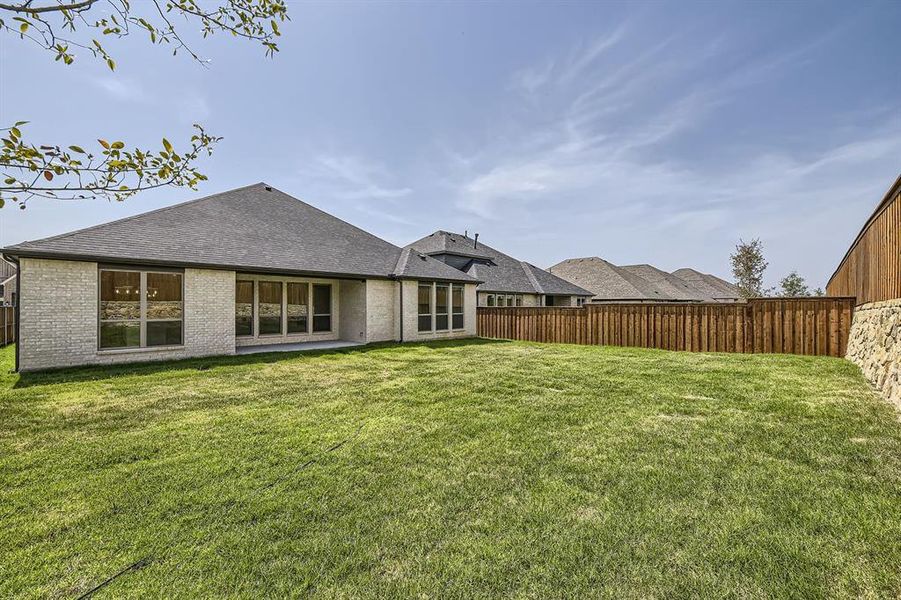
[
  {"x1": 477, "y1": 298, "x2": 856, "y2": 357},
  {"x1": 827, "y1": 174, "x2": 901, "y2": 304},
  {"x1": 0, "y1": 307, "x2": 14, "y2": 347}
]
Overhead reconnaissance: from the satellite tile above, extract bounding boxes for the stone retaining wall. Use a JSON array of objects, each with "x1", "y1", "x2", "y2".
[{"x1": 845, "y1": 299, "x2": 901, "y2": 409}]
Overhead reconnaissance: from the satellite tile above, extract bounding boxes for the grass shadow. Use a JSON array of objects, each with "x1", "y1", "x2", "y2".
[{"x1": 10, "y1": 338, "x2": 510, "y2": 389}]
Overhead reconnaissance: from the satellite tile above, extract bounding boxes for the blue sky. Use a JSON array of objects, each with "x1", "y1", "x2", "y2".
[{"x1": 1, "y1": 1, "x2": 899, "y2": 288}]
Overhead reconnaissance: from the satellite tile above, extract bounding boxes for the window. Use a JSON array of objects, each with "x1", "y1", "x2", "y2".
[
  {"x1": 100, "y1": 270, "x2": 141, "y2": 348},
  {"x1": 452, "y1": 284, "x2": 464, "y2": 329},
  {"x1": 99, "y1": 268, "x2": 182, "y2": 349},
  {"x1": 497, "y1": 294, "x2": 506, "y2": 307},
  {"x1": 486, "y1": 294, "x2": 495, "y2": 307},
  {"x1": 146, "y1": 272, "x2": 183, "y2": 346},
  {"x1": 235, "y1": 281, "x2": 254, "y2": 336},
  {"x1": 418, "y1": 283, "x2": 432, "y2": 332},
  {"x1": 258, "y1": 281, "x2": 283, "y2": 335},
  {"x1": 515, "y1": 295, "x2": 523, "y2": 307},
  {"x1": 507, "y1": 294, "x2": 515, "y2": 306},
  {"x1": 287, "y1": 282, "x2": 309, "y2": 333},
  {"x1": 312, "y1": 284, "x2": 332, "y2": 332},
  {"x1": 436, "y1": 284, "x2": 449, "y2": 331}
]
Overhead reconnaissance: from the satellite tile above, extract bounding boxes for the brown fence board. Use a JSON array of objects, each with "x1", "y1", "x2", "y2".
[
  {"x1": 827, "y1": 175, "x2": 900, "y2": 304},
  {"x1": 0, "y1": 307, "x2": 14, "y2": 347},
  {"x1": 477, "y1": 298, "x2": 855, "y2": 358}
]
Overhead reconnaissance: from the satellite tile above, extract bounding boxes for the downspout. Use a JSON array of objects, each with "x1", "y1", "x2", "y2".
[
  {"x1": 9, "y1": 255, "x2": 20, "y2": 372},
  {"x1": 397, "y1": 277, "x2": 404, "y2": 342}
]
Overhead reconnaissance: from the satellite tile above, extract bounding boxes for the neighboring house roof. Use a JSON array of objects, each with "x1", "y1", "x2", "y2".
[
  {"x1": 406, "y1": 231, "x2": 592, "y2": 296},
  {"x1": 406, "y1": 230, "x2": 494, "y2": 261},
  {"x1": 671, "y1": 268, "x2": 742, "y2": 299},
  {"x1": 0, "y1": 256, "x2": 16, "y2": 280},
  {"x1": 1, "y1": 183, "x2": 479, "y2": 283},
  {"x1": 621, "y1": 264, "x2": 712, "y2": 301},
  {"x1": 547, "y1": 257, "x2": 678, "y2": 301}
]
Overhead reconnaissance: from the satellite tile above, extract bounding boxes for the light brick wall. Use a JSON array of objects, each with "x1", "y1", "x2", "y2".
[
  {"x1": 338, "y1": 280, "x2": 367, "y2": 343},
  {"x1": 366, "y1": 279, "x2": 398, "y2": 342},
  {"x1": 401, "y1": 280, "x2": 477, "y2": 342},
  {"x1": 19, "y1": 258, "x2": 96, "y2": 370},
  {"x1": 18, "y1": 258, "x2": 235, "y2": 371}
]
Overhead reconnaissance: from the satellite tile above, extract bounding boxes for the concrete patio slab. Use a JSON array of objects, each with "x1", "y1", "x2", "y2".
[{"x1": 236, "y1": 340, "x2": 366, "y2": 355}]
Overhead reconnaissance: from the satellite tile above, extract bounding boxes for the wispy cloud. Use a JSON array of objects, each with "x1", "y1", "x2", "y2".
[
  {"x1": 92, "y1": 77, "x2": 147, "y2": 102},
  {"x1": 91, "y1": 77, "x2": 210, "y2": 123},
  {"x1": 300, "y1": 154, "x2": 413, "y2": 201},
  {"x1": 446, "y1": 22, "x2": 899, "y2": 286}
]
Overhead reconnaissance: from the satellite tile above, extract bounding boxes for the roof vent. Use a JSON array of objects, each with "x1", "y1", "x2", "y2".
[
  {"x1": 474, "y1": 233, "x2": 479, "y2": 249},
  {"x1": 264, "y1": 185, "x2": 272, "y2": 191}
]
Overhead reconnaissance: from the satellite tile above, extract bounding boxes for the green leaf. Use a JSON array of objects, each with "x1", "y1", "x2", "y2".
[
  {"x1": 162, "y1": 138, "x2": 173, "y2": 153},
  {"x1": 3, "y1": 177, "x2": 15, "y2": 185},
  {"x1": 19, "y1": 22, "x2": 28, "y2": 33},
  {"x1": 10, "y1": 127, "x2": 20, "y2": 138},
  {"x1": 68, "y1": 145, "x2": 86, "y2": 153},
  {"x1": 13, "y1": 121, "x2": 28, "y2": 127},
  {"x1": 0, "y1": 198, "x2": 4, "y2": 208},
  {"x1": 106, "y1": 58, "x2": 116, "y2": 71},
  {"x1": 111, "y1": 141, "x2": 124, "y2": 149},
  {"x1": 98, "y1": 139, "x2": 110, "y2": 149}
]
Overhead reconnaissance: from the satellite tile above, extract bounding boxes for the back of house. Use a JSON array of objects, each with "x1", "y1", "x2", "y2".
[{"x1": 1, "y1": 184, "x2": 484, "y2": 371}]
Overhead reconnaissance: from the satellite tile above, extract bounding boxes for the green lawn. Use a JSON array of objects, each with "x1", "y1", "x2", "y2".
[{"x1": 2, "y1": 340, "x2": 900, "y2": 598}]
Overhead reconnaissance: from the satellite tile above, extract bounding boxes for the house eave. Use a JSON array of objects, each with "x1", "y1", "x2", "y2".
[{"x1": 2, "y1": 248, "x2": 485, "y2": 284}]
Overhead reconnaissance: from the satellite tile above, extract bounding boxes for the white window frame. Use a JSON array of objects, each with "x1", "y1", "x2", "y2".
[
  {"x1": 312, "y1": 284, "x2": 333, "y2": 333},
  {"x1": 435, "y1": 283, "x2": 450, "y2": 331},
  {"x1": 452, "y1": 284, "x2": 465, "y2": 330}
]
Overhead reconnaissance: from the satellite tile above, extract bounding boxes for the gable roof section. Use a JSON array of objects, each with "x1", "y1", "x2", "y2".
[
  {"x1": 407, "y1": 230, "x2": 493, "y2": 261},
  {"x1": 548, "y1": 257, "x2": 678, "y2": 301},
  {"x1": 621, "y1": 264, "x2": 712, "y2": 301},
  {"x1": 2, "y1": 183, "x2": 478, "y2": 283},
  {"x1": 671, "y1": 268, "x2": 741, "y2": 299},
  {"x1": 406, "y1": 231, "x2": 592, "y2": 296}
]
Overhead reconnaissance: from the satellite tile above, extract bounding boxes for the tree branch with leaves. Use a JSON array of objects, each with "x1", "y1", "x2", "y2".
[
  {"x1": 0, "y1": 0, "x2": 288, "y2": 208},
  {"x1": 0, "y1": 122, "x2": 221, "y2": 208}
]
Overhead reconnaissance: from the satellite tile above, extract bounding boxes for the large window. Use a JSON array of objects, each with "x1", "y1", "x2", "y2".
[
  {"x1": 452, "y1": 284, "x2": 464, "y2": 329},
  {"x1": 418, "y1": 283, "x2": 432, "y2": 332},
  {"x1": 435, "y1": 284, "x2": 449, "y2": 331},
  {"x1": 146, "y1": 272, "x2": 183, "y2": 346},
  {"x1": 235, "y1": 281, "x2": 254, "y2": 336},
  {"x1": 287, "y1": 283, "x2": 309, "y2": 334},
  {"x1": 419, "y1": 282, "x2": 464, "y2": 332},
  {"x1": 99, "y1": 268, "x2": 182, "y2": 349},
  {"x1": 486, "y1": 294, "x2": 495, "y2": 307},
  {"x1": 312, "y1": 284, "x2": 332, "y2": 332},
  {"x1": 258, "y1": 281, "x2": 283, "y2": 335}
]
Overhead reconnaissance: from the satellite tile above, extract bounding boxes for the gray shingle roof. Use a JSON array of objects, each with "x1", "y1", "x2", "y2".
[
  {"x1": 2, "y1": 183, "x2": 478, "y2": 283},
  {"x1": 621, "y1": 264, "x2": 712, "y2": 301},
  {"x1": 671, "y1": 268, "x2": 742, "y2": 299},
  {"x1": 406, "y1": 231, "x2": 592, "y2": 296},
  {"x1": 548, "y1": 257, "x2": 677, "y2": 301}
]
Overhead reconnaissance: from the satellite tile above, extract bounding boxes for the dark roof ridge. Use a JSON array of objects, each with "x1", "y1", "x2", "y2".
[
  {"x1": 393, "y1": 247, "x2": 412, "y2": 277},
  {"x1": 520, "y1": 261, "x2": 544, "y2": 294}
]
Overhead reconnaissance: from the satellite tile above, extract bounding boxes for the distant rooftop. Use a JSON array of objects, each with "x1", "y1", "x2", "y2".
[{"x1": 407, "y1": 231, "x2": 592, "y2": 296}]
